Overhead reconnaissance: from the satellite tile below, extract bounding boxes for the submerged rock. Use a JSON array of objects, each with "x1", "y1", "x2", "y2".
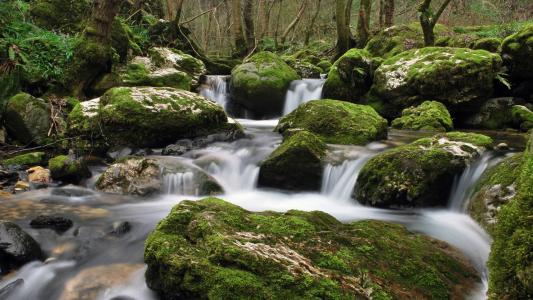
[
  {"x1": 4, "y1": 93, "x2": 51, "y2": 145},
  {"x1": 0, "y1": 221, "x2": 43, "y2": 274},
  {"x1": 231, "y1": 51, "x2": 300, "y2": 117},
  {"x1": 391, "y1": 101, "x2": 453, "y2": 132},
  {"x1": 258, "y1": 131, "x2": 326, "y2": 191},
  {"x1": 30, "y1": 215, "x2": 74, "y2": 233},
  {"x1": 95, "y1": 157, "x2": 223, "y2": 197},
  {"x1": 276, "y1": 99, "x2": 387, "y2": 145},
  {"x1": 370, "y1": 47, "x2": 502, "y2": 118},
  {"x1": 355, "y1": 132, "x2": 493, "y2": 208},
  {"x1": 145, "y1": 198, "x2": 479, "y2": 299}
]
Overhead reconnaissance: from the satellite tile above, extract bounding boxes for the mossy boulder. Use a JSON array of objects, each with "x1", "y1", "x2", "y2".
[
  {"x1": 511, "y1": 105, "x2": 533, "y2": 131},
  {"x1": 276, "y1": 100, "x2": 387, "y2": 145},
  {"x1": 501, "y1": 24, "x2": 533, "y2": 81},
  {"x1": 488, "y1": 133, "x2": 533, "y2": 299},
  {"x1": 95, "y1": 157, "x2": 223, "y2": 196},
  {"x1": 148, "y1": 47, "x2": 206, "y2": 87},
  {"x1": 355, "y1": 132, "x2": 493, "y2": 208},
  {"x1": 145, "y1": 198, "x2": 480, "y2": 299},
  {"x1": 370, "y1": 47, "x2": 502, "y2": 118},
  {"x1": 317, "y1": 60, "x2": 332, "y2": 73},
  {"x1": 4, "y1": 93, "x2": 51, "y2": 145},
  {"x1": 231, "y1": 51, "x2": 300, "y2": 117},
  {"x1": 289, "y1": 60, "x2": 322, "y2": 79},
  {"x1": 471, "y1": 37, "x2": 502, "y2": 53},
  {"x1": 66, "y1": 87, "x2": 237, "y2": 152},
  {"x1": 463, "y1": 98, "x2": 531, "y2": 130},
  {"x1": 2, "y1": 152, "x2": 46, "y2": 168},
  {"x1": 392, "y1": 101, "x2": 453, "y2": 132},
  {"x1": 111, "y1": 18, "x2": 142, "y2": 61},
  {"x1": 29, "y1": 0, "x2": 91, "y2": 33},
  {"x1": 258, "y1": 131, "x2": 326, "y2": 191},
  {"x1": 322, "y1": 49, "x2": 374, "y2": 102},
  {"x1": 48, "y1": 155, "x2": 90, "y2": 183}
]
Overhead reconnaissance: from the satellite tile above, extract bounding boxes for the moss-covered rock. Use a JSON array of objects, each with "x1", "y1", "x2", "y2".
[
  {"x1": 511, "y1": 105, "x2": 533, "y2": 131},
  {"x1": 4, "y1": 93, "x2": 51, "y2": 145},
  {"x1": 145, "y1": 198, "x2": 480, "y2": 299},
  {"x1": 231, "y1": 51, "x2": 300, "y2": 117},
  {"x1": 322, "y1": 49, "x2": 374, "y2": 102},
  {"x1": 148, "y1": 47, "x2": 206, "y2": 87},
  {"x1": 66, "y1": 87, "x2": 237, "y2": 152},
  {"x1": 471, "y1": 37, "x2": 502, "y2": 53},
  {"x1": 2, "y1": 152, "x2": 46, "y2": 168},
  {"x1": 370, "y1": 47, "x2": 502, "y2": 118},
  {"x1": 258, "y1": 131, "x2": 326, "y2": 191},
  {"x1": 276, "y1": 100, "x2": 387, "y2": 145},
  {"x1": 391, "y1": 101, "x2": 453, "y2": 132},
  {"x1": 501, "y1": 24, "x2": 533, "y2": 81},
  {"x1": 317, "y1": 60, "x2": 332, "y2": 73},
  {"x1": 288, "y1": 60, "x2": 322, "y2": 79},
  {"x1": 48, "y1": 155, "x2": 90, "y2": 183},
  {"x1": 463, "y1": 97, "x2": 528, "y2": 130},
  {"x1": 355, "y1": 132, "x2": 493, "y2": 208},
  {"x1": 95, "y1": 157, "x2": 223, "y2": 196},
  {"x1": 29, "y1": 0, "x2": 91, "y2": 33},
  {"x1": 111, "y1": 18, "x2": 142, "y2": 61},
  {"x1": 488, "y1": 133, "x2": 533, "y2": 299}
]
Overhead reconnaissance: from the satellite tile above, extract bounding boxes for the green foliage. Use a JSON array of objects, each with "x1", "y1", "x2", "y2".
[
  {"x1": 2, "y1": 152, "x2": 46, "y2": 167},
  {"x1": 453, "y1": 20, "x2": 533, "y2": 39}
]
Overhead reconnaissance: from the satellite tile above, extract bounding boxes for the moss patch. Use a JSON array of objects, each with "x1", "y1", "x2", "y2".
[
  {"x1": 2, "y1": 152, "x2": 46, "y2": 168},
  {"x1": 391, "y1": 101, "x2": 453, "y2": 132},
  {"x1": 501, "y1": 24, "x2": 533, "y2": 81},
  {"x1": 48, "y1": 155, "x2": 90, "y2": 183}
]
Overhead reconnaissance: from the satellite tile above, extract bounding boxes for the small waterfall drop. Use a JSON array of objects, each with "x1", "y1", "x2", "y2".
[
  {"x1": 199, "y1": 75, "x2": 231, "y2": 109},
  {"x1": 283, "y1": 79, "x2": 325, "y2": 115},
  {"x1": 321, "y1": 155, "x2": 372, "y2": 200},
  {"x1": 163, "y1": 172, "x2": 195, "y2": 195}
]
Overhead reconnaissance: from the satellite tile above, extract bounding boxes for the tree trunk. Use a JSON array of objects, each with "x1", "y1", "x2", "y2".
[
  {"x1": 232, "y1": 0, "x2": 247, "y2": 56},
  {"x1": 418, "y1": 0, "x2": 452, "y2": 46},
  {"x1": 384, "y1": 0, "x2": 394, "y2": 27},
  {"x1": 280, "y1": 0, "x2": 308, "y2": 45},
  {"x1": 356, "y1": 0, "x2": 371, "y2": 47},
  {"x1": 336, "y1": 0, "x2": 354, "y2": 58},
  {"x1": 257, "y1": 0, "x2": 266, "y2": 38},
  {"x1": 243, "y1": 0, "x2": 255, "y2": 53},
  {"x1": 304, "y1": 0, "x2": 322, "y2": 45},
  {"x1": 274, "y1": 0, "x2": 283, "y2": 48}
]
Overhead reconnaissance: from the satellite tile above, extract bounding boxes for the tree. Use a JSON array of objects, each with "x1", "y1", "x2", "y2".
[
  {"x1": 243, "y1": 0, "x2": 255, "y2": 53},
  {"x1": 380, "y1": 0, "x2": 395, "y2": 28},
  {"x1": 304, "y1": 0, "x2": 322, "y2": 45},
  {"x1": 280, "y1": 0, "x2": 308, "y2": 45},
  {"x1": 232, "y1": 0, "x2": 247, "y2": 56},
  {"x1": 356, "y1": 0, "x2": 371, "y2": 47},
  {"x1": 336, "y1": 0, "x2": 355, "y2": 58},
  {"x1": 418, "y1": 0, "x2": 452, "y2": 46}
]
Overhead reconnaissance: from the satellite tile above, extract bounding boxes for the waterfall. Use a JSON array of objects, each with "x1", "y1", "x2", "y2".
[
  {"x1": 204, "y1": 148, "x2": 261, "y2": 193},
  {"x1": 282, "y1": 79, "x2": 325, "y2": 115},
  {"x1": 321, "y1": 155, "x2": 373, "y2": 200},
  {"x1": 199, "y1": 75, "x2": 231, "y2": 109},
  {"x1": 163, "y1": 172, "x2": 196, "y2": 195}
]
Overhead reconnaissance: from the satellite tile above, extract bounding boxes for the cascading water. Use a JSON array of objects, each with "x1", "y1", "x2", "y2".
[
  {"x1": 163, "y1": 172, "x2": 195, "y2": 195},
  {"x1": 282, "y1": 79, "x2": 325, "y2": 115},
  {"x1": 199, "y1": 75, "x2": 231, "y2": 109},
  {"x1": 321, "y1": 155, "x2": 373, "y2": 200}
]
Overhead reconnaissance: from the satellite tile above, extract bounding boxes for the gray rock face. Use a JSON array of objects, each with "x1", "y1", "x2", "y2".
[{"x1": 0, "y1": 221, "x2": 43, "y2": 273}]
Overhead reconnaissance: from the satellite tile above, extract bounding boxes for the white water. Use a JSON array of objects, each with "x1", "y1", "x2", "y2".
[
  {"x1": 282, "y1": 79, "x2": 325, "y2": 115},
  {"x1": 163, "y1": 172, "x2": 195, "y2": 195},
  {"x1": 199, "y1": 75, "x2": 231, "y2": 109},
  {"x1": 321, "y1": 155, "x2": 374, "y2": 200}
]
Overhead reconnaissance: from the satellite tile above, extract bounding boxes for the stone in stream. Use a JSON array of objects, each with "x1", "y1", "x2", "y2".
[
  {"x1": 48, "y1": 155, "x2": 91, "y2": 184},
  {"x1": 391, "y1": 100, "x2": 453, "y2": 132},
  {"x1": 144, "y1": 198, "x2": 480, "y2": 299},
  {"x1": 30, "y1": 215, "x2": 74, "y2": 233},
  {"x1": 276, "y1": 99, "x2": 388, "y2": 145},
  {"x1": 1, "y1": 152, "x2": 46, "y2": 169},
  {"x1": 258, "y1": 131, "x2": 326, "y2": 191},
  {"x1": 355, "y1": 132, "x2": 493, "y2": 208},
  {"x1": 0, "y1": 221, "x2": 43, "y2": 274}
]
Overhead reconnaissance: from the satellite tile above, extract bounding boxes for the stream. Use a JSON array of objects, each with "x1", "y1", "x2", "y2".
[{"x1": 0, "y1": 77, "x2": 508, "y2": 299}]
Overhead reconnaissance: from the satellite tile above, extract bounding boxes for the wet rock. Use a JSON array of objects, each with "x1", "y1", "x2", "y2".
[
  {"x1": 0, "y1": 169, "x2": 19, "y2": 189},
  {"x1": 463, "y1": 97, "x2": 530, "y2": 130},
  {"x1": 109, "y1": 221, "x2": 131, "y2": 236},
  {"x1": 48, "y1": 155, "x2": 91, "y2": 184},
  {"x1": 14, "y1": 181, "x2": 30, "y2": 193},
  {"x1": 0, "y1": 278, "x2": 24, "y2": 298},
  {"x1": 145, "y1": 198, "x2": 480, "y2": 299},
  {"x1": 30, "y1": 215, "x2": 73, "y2": 233},
  {"x1": 2, "y1": 152, "x2": 46, "y2": 168},
  {"x1": 51, "y1": 187, "x2": 95, "y2": 198},
  {"x1": 495, "y1": 143, "x2": 509, "y2": 151},
  {"x1": 0, "y1": 221, "x2": 43, "y2": 274},
  {"x1": 27, "y1": 166, "x2": 51, "y2": 184},
  {"x1": 162, "y1": 129, "x2": 244, "y2": 156}
]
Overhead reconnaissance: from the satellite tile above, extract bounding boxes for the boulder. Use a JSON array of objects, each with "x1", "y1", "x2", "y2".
[
  {"x1": 148, "y1": 47, "x2": 206, "y2": 87},
  {"x1": 4, "y1": 93, "x2": 51, "y2": 145},
  {"x1": 95, "y1": 157, "x2": 223, "y2": 197},
  {"x1": 322, "y1": 49, "x2": 374, "y2": 102},
  {"x1": 30, "y1": 215, "x2": 74, "y2": 233},
  {"x1": 145, "y1": 198, "x2": 480, "y2": 299},
  {"x1": 2, "y1": 152, "x2": 46, "y2": 169},
  {"x1": 66, "y1": 87, "x2": 237, "y2": 152},
  {"x1": 276, "y1": 100, "x2": 387, "y2": 145},
  {"x1": 0, "y1": 221, "x2": 43, "y2": 273},
  {"x1": 511, "y1": 105, "x2": 533, "y2": 131},
  {"x1": 27, "y1": 166, "x2": 51, "y2": 184},
  {"x1": 258, "y1": 131, "x2": 326, "y2": 191},
  {"x1": 231, "y1": 51, "x2": 300, "y2": 117},
  {"x1": 355, "y1": 132, "x2": 493, "y2": 208},
  {"x1": 501, "y1": 25, "x2": 533, "y2": 82},
  {"x1": 370, "y1": 47, "x2": 502, "y2": 118},
  {"x1": 391, "y1": 101, "x2": 453, "y2": 132},
  {"x1": 48, "y1": 155, "x2": 91, "y2": 183},
  {"x1": 463, "y1": 97, "x2": 529, "y2": 130},
  {"x1": 471, "y1": 37, "x2": 502, "y2": 53}
]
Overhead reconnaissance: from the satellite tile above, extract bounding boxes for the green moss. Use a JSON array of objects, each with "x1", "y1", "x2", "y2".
[
  {"x1": 111, "y1": 18, "x2": 141, "y2": 61},
  {"x1": 121, "y1": 62, "x2": 191, "y2": 90},
  {"x1": 501, "y1": 24, "x2": 533, "y2": 81},
  {"x1": 29, "y1": 0, "x2": 91, "y2": 33},
  {"x1": 145, "y1": 198, "x2": 479, "y2": 299},
  {"x1": 4, "y1": 93, "x2": 51, "y2": 145},
  {"x1": 258, "y1": 131, "x2": 326, "y2": 191},
  {"x1": 511, "y1": 105, "x2": 533, "y2": 131},
  {"x1": 471, "y1": 37, "x2": 502, "y2": 53},
  {"x1": 48, "y1": 155, "x2": 90, "y2": 182},
  {"x1": 2, "y1": 152, "x2": 45, "y2": 167},
  {"x1": 276, "y1": 99, "x2": 388, "y2": 145},
  {"x1": 443, "y1": 132, "x2": 494, "y2": 148},
  {"x1": 317, "y1": 60, "x2": 332, "y2": 73},
  {"x1": 391, "y1": 101, "x2": 453, "y2": 132}
]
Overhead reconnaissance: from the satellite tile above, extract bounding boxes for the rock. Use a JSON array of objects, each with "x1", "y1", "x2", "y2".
[
  {"x1": 66, "y1": 87, "x2": 236, "y2": 153},
  {"x1": 322, "y1": 49, "x2": 374, "y2": 102},
  {"x1": 463, "y1": 97, "x2": 528, "y2": 130},
  {"x1": 511, "y1": 105, "x2": 533, "y2": 131},
  {"x1": 0, "y1": 278, "x2": 24, "y2": 298},
  {"x1": 355, "y1": 132, "x2": 493, "y2": 208},
  {"x1": 276, "y1": 99, "x2": 388, "y2": 145},
  {"x1": 4, "y1": 93, "x2": 51, "y2": 145},
  {"x1": 95, "y1": 157, "x2": 223, "y2": 197},
  {"x1": 495, "y1": 143, "x2": 509, "y2": 151},
  {"x1": 48, "y1": 155, "x2": 91, "y2": 183},
  {"x1": 467, "y1": 154, "x2": 522, "y2": 234},
  {"x1": 145, "y1": 198, "x2": 480, "y2": 299},
  {"x1": 286, "y1": 60, "x2": 322, "y2": 79},
  {"x1": 0, "y1": 169, "x2": 19, "y2": 192},
  {"x1": 27, "y1": 166, "x2": 51, "y2": 184},
  {"x1": 258, "y1": 131, "x2": 326, "y2": 191},
  {"x1": 370, "y1": 47, "x2": 502, "y2": 118},
  {"x1": 30, "y1": 215, "x2": 73, "y2": 233},
  {"x1": 110, "y1": 18, "x2": 141, "y2": 61},
  {"x1": 231, "y1": 51, "x2": 300, "y2": 117},
  {"x1": 149, "y1": 47, "x2": 207, "y2": 87},
  {"x1": 501, "y1": 24, "x2": 533, "y2": 82},
  {"x1": 391, "y1": 101, "x2": 453, "y2": 132},
  {"x1": 0, "y1": 221, "x2": 43, "y2": 273},
  {"x1": 162, "y1": 128, "x2": 245, "y2": 156},
  {"x1": 109, "y1": 221, "x2": 131, "y2": 236},
  {"x1": 14, "y1": 181, "x2": 30, "y2": 192},
  {"x1": 60, "y1": 264, "x2": 143, "y2": 300},
  {"x1": 471, "y1": 37, "x2": 502, "y2": 53},
  {"x1": 2, "y1": 152, "x2": 46, "y2": 168},
  {"x1": 29, "y1": 0, "x2": 90, "y2": 33}
]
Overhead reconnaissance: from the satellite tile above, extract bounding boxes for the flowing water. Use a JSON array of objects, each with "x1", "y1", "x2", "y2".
[
  {"x1": 0, "y1": 80, "x2": 504, "y2": 299},
  {"x1": 199, "y1": 75, "x2": 231, "y2": 110},
  {"x1": 282, "y1": 79, "x2": 325, "y2": 115}
]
